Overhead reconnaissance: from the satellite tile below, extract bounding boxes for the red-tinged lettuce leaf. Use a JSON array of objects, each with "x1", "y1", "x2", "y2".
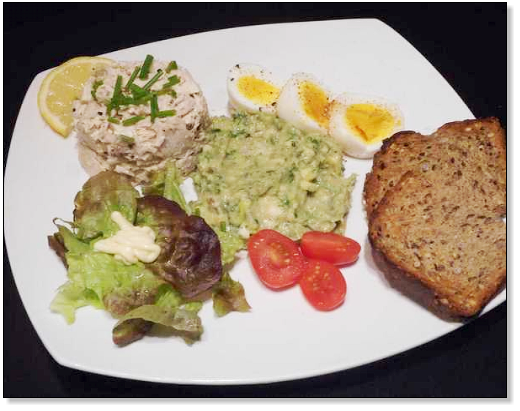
[
  {"x1": 73, "y1": 171, "x2": 139, "y2": 240},
  {"x1": 136, "y1": 195, "x2": 223, "y2": 298},
  {"x1": 102, "y1": 278, "x2": 161, "y2": 318},
  {"x1": 112, "y1": 284, "x2": 203, "y2": 346},
  {"x1": 212, "y1": 272, "x2": 251, "y2": 317},
  {"x1": 112, "y1": 319, "x2": 153, "y2": 346},
  {"x1": 48, "y1": 233, "x2": 67, "y2": 267}
]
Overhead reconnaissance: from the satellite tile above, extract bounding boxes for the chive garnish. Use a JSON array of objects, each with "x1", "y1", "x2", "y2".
[
  {"x1": 153, "y1": 88, "x2": 171, "y2": 96},
  {"x1": 153, "y1": 88, "x2": 177, "y2": 98},
  {"x1": 126, "y1": 66, "x2": 140, "y2": 89},
  {"x1": 162, "y1": 75, "x2": 180, "y2": 88},
  {"x1": 139, "y1": 54, "x2": 154, "y2": 79},
  {"x1": 119, "y1": 135, "x2": 135, "y2": 144},
  {"x1": 91, "y1": 80, "x2": 103, "y2": 101},
  {"x1": 133, "y1": 94, "x2": 155, "y2": 106},
  {"x1": 106, "y1": 75, "x2": 124, "y2": 115},
  {"x1": 122, "y1": 115, "x2": 146, "y2": 126},
  {"x1": 143, "y1": 69, "x2": 163, "y2": 90},
  {"x1": 129, "y1": 84, "x2": 148, "y2": 98},
  {"x1": 168, "y1": 75, "x2": 180, "y2": 84},
  {"x1": 118, "y1": 95, "x2": 135, "y2": 106},
  {"x1": 220, "y1": 221, "x2": 227, "y2": 232},
  {"x1": 113, "y1": 75, "x2": 123, "y2": 99},
  {"x1": 166, "y1": 61, "x2": 178, "y2": 73},
  {"x1": 104, "y1": 56, "x2": 178, "y2": 125},
  {"x1": 150, "y1": 94, "x2": 159, "y2": 123},
  {"x1": 156, "y1": 110, "x2": 176, "y2": 118}
]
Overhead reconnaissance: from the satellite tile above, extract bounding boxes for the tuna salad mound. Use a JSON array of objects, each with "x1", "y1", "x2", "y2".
[{"x1": 73, "y1": 57, "x2": 209, "y2": 184}]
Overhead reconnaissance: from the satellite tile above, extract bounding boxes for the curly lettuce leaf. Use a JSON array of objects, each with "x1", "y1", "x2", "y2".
[
  {"x1": 50, "y1": 282, "x2": 101, "y2": 324},
  {"x1": 137, "y1": 196, "x2": 222, "y2": 297},
  {"x1": 212, "y1": 272, "x2": 251, "y2": 317},
  {"x1": 73, "y1": 171, "x2": 139, "y2": 240},
  {"x1": 66, "y1": 247, "x2": 160, "y2": 306},
  {"x1": 52, "y1": 224, "x2": 91, "y2": 254},
  {"x1": 50, "y1": 224, "x2": 165, "y2": 322},
  {"x1": 49, "y1": 224, "x2": 201, "y2": 346},
  {"x1": 112, "y1": 284, "x2": 203, "y2": 346}
]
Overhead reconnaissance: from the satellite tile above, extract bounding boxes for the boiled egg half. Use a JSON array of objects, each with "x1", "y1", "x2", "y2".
[
  {"x1": 329, "y1": 93, "x2": 404, "y2": 158},
  {"x1": 276, "y1": 73, "x2": 332, "y2": 134},
  {"x1": 227, "y1": 64, "x2": 281, "y2": 113}
]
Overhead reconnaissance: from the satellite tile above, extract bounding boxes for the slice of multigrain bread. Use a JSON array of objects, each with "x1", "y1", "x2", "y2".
[
  {"x1": 369, "y1": 171, "x2": 506, "y2": 319},
  {"x1": 364, "y1": 118, "x2": 507, "y2": 220},
  {"x1": 367, "y1": 118, "x2": 507, "y2": 320}
]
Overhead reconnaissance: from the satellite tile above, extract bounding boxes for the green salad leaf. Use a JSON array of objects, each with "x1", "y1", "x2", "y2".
[
  {"x1": 212, "y1": 272, "x2": 251, "y2": 317},
  {"x1": 73, "y1": 171, "x2": 139, "y2": 240},
  {"x1": 142, "y1": 161, "x2": 191, "y2": 214},
  {"x1": 163, "y1": 162, "x2": 191, "y2": 214},
  {"x1": 50, "y1": 282, "x2": 101, "y2": 324},
  {"x1": 50, "y1": 224, "x2": 165, "y2": 322},
  {"x1": 66, "y1": 243, "x2": 161, "y2": 310}
]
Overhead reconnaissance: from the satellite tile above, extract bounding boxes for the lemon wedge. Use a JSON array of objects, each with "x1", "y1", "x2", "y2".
[{"x1": 37, "y1": 56, "x2": 115, "y2": 137}]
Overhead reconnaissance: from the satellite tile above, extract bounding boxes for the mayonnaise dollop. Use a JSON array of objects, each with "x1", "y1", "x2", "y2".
[{"x1": 94, "y1": 211, "x2": 161, "y2": 265}]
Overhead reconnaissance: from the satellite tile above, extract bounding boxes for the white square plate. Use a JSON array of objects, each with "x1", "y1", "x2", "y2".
[{"x1": 4, "y1": 19, "x2": 505, "y2": 384}]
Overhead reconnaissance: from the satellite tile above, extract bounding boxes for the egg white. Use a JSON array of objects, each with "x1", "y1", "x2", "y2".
[
  {"x1": 276, "y1": 73, "x2": 332, "y2": 134},
  {"x1": 329, "y1": 93, "x2": 404, "y2": 159},
  {"x1": 227, "y1": 64, "x2": 281, "y2": 114}
]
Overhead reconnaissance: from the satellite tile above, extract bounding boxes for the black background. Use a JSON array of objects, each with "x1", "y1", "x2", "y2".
[{"x1": 4, "y1": 3, "x2": 507, "y2": 398}]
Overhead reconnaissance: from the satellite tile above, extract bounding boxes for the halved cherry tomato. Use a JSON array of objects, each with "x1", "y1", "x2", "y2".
[
  {"x1": 300, "y1": 232, "x2": 361, "y2": 266},
  {"x1": 300, "y1": 259, "x2": 347, "y2": 311},
  {"x1": 248, "y1": 229, "x2": 306, "y2": 289}
]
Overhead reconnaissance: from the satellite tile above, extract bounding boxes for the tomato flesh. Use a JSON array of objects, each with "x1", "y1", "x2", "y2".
[
  {"x1": 248, "y1": 229, "x2": 305, "y2": 289},
  {"x1": 300, "y1": 232, "x2": 361, "y2": 266},
  {"x1": 300, "y1": 259, "x2": 347, "y2": 311}
]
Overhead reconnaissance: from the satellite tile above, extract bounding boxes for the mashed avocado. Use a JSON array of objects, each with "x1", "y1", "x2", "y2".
[{"x1": 191, "y1": 112, "x2": 356, "y2": 262}]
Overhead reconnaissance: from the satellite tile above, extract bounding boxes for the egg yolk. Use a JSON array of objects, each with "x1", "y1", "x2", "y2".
[
  {"x1": 237, "y1": 76, "x2": 280, "y2": 105},
  {"x1": 345, "y1": 104, "x2": 396, "y2": 143},
  {"x1": 298, "y1": 81, "x2": 330, "y2": 129}
]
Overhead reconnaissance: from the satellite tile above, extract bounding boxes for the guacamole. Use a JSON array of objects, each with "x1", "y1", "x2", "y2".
[{"x1": 191, "y1": 112, "x2": 356, "y2": 262}]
